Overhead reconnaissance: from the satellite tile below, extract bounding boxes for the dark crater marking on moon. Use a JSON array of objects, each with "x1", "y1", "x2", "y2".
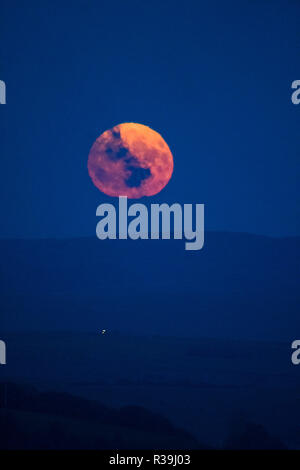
[
  {"x1": 126, "y1": 166, "x2": 151, "y2": 187},
  {"x1": 105, "y1": 134, "x2": 152, "y2": 188}
]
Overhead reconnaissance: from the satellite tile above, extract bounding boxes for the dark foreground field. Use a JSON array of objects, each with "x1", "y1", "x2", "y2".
[
  {"x1": 0, "y1": 233, "x2": 299, "y2": 448},
  {"x1": 1, "y1": 332, "x2": 299, "y2": 449}
]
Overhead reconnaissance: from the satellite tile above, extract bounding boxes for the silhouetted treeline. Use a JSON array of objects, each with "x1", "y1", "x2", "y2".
[{"x1": 224, "y1": 419, "x2": 286, "y2": 450}]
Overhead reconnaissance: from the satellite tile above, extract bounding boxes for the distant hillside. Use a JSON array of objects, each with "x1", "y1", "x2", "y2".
[{"x1": 0, "y1": 232, "x2": 299, "y2": 339}]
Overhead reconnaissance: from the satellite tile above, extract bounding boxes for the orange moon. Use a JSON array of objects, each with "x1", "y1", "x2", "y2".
[{"x1": 87, "y1": 123, "x2": 173, "y2": 198}]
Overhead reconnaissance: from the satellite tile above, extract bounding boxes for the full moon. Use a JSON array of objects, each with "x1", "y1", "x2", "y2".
[{"x1": 87, "y1": 123, "x2": 174, "y2": 198}]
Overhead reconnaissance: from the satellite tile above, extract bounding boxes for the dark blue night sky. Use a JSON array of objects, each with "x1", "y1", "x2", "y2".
[{"x1": 1, "y1": 0, "x2": 300, "y2": 238}]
